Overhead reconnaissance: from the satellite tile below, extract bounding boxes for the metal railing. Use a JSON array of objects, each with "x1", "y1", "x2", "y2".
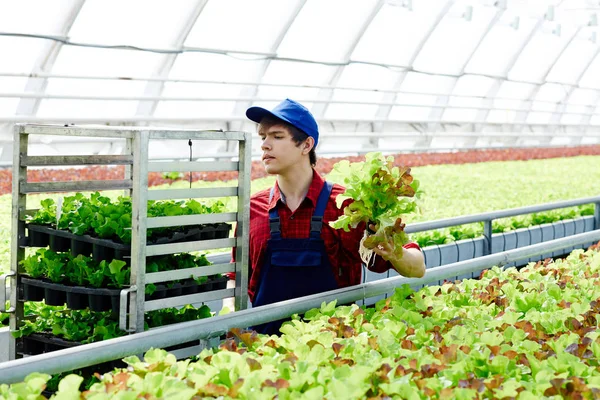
[
  {"x1": 405, "y1": 195, "x2": 600, "y2": 256},
  {"x1": 1, "y1": 229, "x2": 600, "y2": 384}
]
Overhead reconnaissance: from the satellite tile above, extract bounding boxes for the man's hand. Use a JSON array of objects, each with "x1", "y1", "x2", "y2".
[{"x1": 364, "y1": 219, "x2": 426, "y2": 278}]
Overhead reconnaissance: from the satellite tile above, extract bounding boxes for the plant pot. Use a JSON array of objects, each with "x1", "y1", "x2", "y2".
[
  {"x1": 21, "y1": 337, "x2": 46, "y2": 355},
  {"x1": 66, "y1": 291, "x2": 89, "y2": 310},
  {"x1": 44, "y1": 287, "x2": 66, "y2": 306},
  {"x1": 23, "y1": 281, "x2": 45, "y2": 301},
  {"x1": 181, "y1": 279, "x2": 199, "y2": 295},
  {"x1": 211, "y1": 276, "x2": 228, "y2": 290},
  {"x1": 145, "y1": 284, "x2": 167, "y2": 301},
  {"x1": 198, "y1": 281, "x2": 213, "y2": 292},
  {"x1": 215, "y1": 224, "x2": 231, "y2": 239},
  {"x1": 92, "y1": 243, "x2": 115, "y2": 262},
  {"x1": 28, "y1": 230, "x2": 50, "y2": 247},
  {"x1": 49, "y1": 235, "x2": 70, "y2": 252},
  {"x1": 166, "y1": 283, "x2": 183, "y2": 297},
  {"x1": 70, "y1": 239, "x2": 92, "y2": 257},
  {"x1": 44, "y1": 341, "x2": 64, "y2": 353},
  {"x1": 88, "y1": 293, "x2": 112, "y2": 312},
  {"x1": 113, "y1": 248, "x2": 130, "y2": 262},
  {"x1": 110, "y1": 294, "x2": 127, "y2": 315},
  {"x1": 199, "y1": 225, "x2": 216, "y2": 240}
]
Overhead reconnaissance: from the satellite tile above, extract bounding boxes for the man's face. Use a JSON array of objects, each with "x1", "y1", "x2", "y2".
[{"x1": 258, "y1": 123, "x2": 304, "y2": 175}]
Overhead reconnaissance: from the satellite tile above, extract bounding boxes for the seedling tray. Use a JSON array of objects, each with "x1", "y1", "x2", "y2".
[
  {"x1": 21, "y1": 276, "x2": 122, "y2": 312},
  {"x1": 19, "y1": 332, "x2": 201, "y2": 358},
  {"x1": 25, "y1": 223, "x2": 231, "y2": 261},
  {"x1": 21, "y1": 275, "x2": 228, "y2": 311}
]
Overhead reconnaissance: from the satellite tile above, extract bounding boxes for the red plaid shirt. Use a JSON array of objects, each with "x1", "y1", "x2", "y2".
[{"x1": 232, "y1": 169, "x2": 420, "y2": 303}]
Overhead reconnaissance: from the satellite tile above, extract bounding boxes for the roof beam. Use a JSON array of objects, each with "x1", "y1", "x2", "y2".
[
  {"x1": 426, "y1": 5, "x2": 505, "y2": 148},
  {"x1": 373, "y1": 0, "x2": 455, "y2": 135},
  {"x1": 134, "y1": 0, "x2": 210, "y2": 118},
  {"x1": 229, "y1": 0, "x2": 308, "y2": 135},
  {"x1": 310, "y1": 0, "x2": 385, "y2": 121},
  {"x1": 14, "y1": 0, "x2": 86, "y2": 117}
]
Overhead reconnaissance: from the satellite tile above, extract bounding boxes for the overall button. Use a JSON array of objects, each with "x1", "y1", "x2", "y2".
[{"x1": 290, "y1": 215, "x2": 294, "y2": 220}]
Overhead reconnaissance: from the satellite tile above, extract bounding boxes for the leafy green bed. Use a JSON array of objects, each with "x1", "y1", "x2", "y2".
[
  {"x1": 4, "y1": 242, "x2": 600, "y2": 399},
  {"x1": 1, "y1": 156, "x2": 598, "y2": 276},
  {"x1": 12, "y1": 302, "x2": 212, "y2": 344}
]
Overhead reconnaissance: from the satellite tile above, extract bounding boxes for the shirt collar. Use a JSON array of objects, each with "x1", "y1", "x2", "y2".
[{"x1": 268, "y1": 169, "x2": 325, "y2": 210}]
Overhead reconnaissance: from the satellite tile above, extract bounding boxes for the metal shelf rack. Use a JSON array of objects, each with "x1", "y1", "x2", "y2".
[{"x1": 4, "y1": 124, "x2": 251, "y2": 360}]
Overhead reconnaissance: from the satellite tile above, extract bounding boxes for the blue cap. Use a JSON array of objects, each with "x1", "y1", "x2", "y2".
[{"x1": 246, "y1": 98, "x2": 319, "y2": 148}]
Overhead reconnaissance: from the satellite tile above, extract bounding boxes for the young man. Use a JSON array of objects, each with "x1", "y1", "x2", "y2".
[{"x1": 235, "y1": 98, "x2": 425, "y2": 334}]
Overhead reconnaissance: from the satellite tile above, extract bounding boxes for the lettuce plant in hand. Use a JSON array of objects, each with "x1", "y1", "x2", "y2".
[{"x1": 329, "y1": 152, "x2": 421, "y2": 262}]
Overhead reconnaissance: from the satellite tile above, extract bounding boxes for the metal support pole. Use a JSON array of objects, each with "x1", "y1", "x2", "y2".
[
  {"x1": 235, "y1": 133, "x2": 251, "y2": 311},
  {"x1": 483, "y1": 220, "x2": 493, "y2": 255},
  {"x1": 594, "y1": 202, "x2": 600, "y2": 231},
  {"x1": 130, "y1": 130, "x2": 149, "y2": 333},
  {"x1": 9, "y1": 125, "x2": 27, "y2": 361}
]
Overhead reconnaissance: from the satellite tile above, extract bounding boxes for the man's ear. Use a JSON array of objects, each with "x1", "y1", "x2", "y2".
[{"x1": 303, "y1": 137, "x2": 315, "y2": 154}]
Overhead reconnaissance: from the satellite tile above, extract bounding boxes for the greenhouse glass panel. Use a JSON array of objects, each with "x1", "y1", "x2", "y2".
[
  {"x1": 262, "y1": 60, "x2": 336, "y2": 86},
  {"x1": 526, "y1": 111, "x2": 552, "y2": 124},
  {"x1": 569, "y1": 88, "x2": 598, "y2": 105},
  {"x1": 496, "y1": 81, "x2": 536, "y2": 100},
  {"x1": 256, "y1": 86, "x2": 321, "y2": 104},
  {"x1": 560, "y1": 114, "x2": 582, "y2": 124},
  {"x1": 442, "y1": 108, "x2": 478, "y2": 122},
  {"x1": 162, "y1": 82, "x2": 245, "y2": 99},
  {"x1": 0, "y1": 76, "x2": 26, "y2": 116},
  {"x1": 487, "y1": 109, "x2": 517, "y2": 124},
  {"x1": 0, "y1": 37, "x2": 50, "y2": 74},
  {"x1": 565, "y1": 104, "x2": 588, "y2": 115},
  {"x1": 546, "y1": 32, "x2": 598, "y2": 84},
  {"x1": 185, "y1": 0, "x2": 292, "y2": 53},
  {"x1": 277, "y1": 0, "x2": 378, "y2": 63},
  {"x1": 68, "y1": 0, "x2": 193, "y2": 48},
  {"x1": 37, "y1": 100, "x2": 138, "y2": 118},
  {"x1": 579, "y1": 53, "x2": 600, "y2": 89},
  {"x1": 395, "y1": 93, "x2": 438, "y2": 107},
  {"x1": 156, "y1": 82, "x2": 245, "y2": 118},
  {"x1": 334, "y1": 64, "x2": 400, "y2": 91},
  {"x1": 45, "y1": 78, "x2": 146, "y2": 97},
  {"x1": 51, "y1": 47, "x2": 162, "y2": 78},
  {"x1": 412, "y1": 1, "x2": 499, "y2": 75},
  {"x1": 169, "y1": 53, "x2": 264, "y2": 83},
  {"x1": 351, "y1": 1, "x2": 441, "y2": 66},
  {"x1": 466, "y1": 12, "x2": 538, "y2": 77},
  {"x1": 154, "y1": 101, "x2": 237, "y2": 119},
  {"x1": 389, "y1": 106, "x2": 432, "y2": 121},
  {"x1": 452, "y1": 75, "x2": 496, "y2": 97},
  {"x1": 509, "y1": 22, "x2": 579, "y2": 83},
  {"x1": 0, "y1": 99, "x2": 19, "y2": 117},
  {"x1": 325, "y1": 103, "x2": 379, "y2": 120},
  {"x1": 534, "y1": 83, "x2": 567, "y2": 104},
  {"x1": 400, "y1": 72, "x2": 455, "y2": 95},
  {"x1": 531, "y1": 101, "x2": 557, "y2": 112},
  {"x1": 448, "y1": 96, "x2": 483, "y2": 109},
  {"x1": 0, "y1": 0, "x2": 72, "y2": 35}
]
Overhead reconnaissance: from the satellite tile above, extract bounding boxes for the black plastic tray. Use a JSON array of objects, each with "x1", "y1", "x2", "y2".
[
  {"x1": 25, "y1": 223, "x2": 232, "y2": 261},
  {"x1": 21, "y1": 276, "x2": 122, "y2": 311},
  {"x1": 19, "y1": 332, "x2": 201, "y2": 358},
  {"x1": 21, "y1": 275, "x2": 229, "y2": 311}
]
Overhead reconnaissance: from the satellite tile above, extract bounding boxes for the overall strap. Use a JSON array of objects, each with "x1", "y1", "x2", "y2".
[
  {"x1": 268, "y1": 182, "x2": 333, "y2": 239},
  {"x1": 268, "y1": 186, "x2": 281, "y2": 239},
  {"x1": 310, "y1": 181, "x2": 333, "y2": 238}
]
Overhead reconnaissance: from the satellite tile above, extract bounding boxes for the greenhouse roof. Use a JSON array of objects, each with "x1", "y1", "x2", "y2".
[{"x1": 1, "y1": 0, "x2": 599, "y2": 161}]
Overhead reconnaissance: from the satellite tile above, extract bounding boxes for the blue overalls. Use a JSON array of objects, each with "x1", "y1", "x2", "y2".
[{"x1": 252, "y1": 181, "x2": 339, "y2": 335}]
